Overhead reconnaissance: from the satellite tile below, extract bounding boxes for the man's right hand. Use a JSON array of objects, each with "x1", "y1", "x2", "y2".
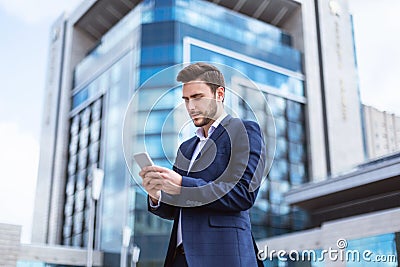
[{"x1": 139, "y1": 166, "x2": 163, "y2": 205}]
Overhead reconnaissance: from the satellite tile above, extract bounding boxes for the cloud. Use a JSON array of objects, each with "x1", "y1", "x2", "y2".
[
  {"x1": 0, "y1": 122, "x2": 40, "y2": 243},
  {"x1": 0, "y1": 0, "x2": 82, "y2": 23},
  {"x1": 349, "y1": 0, "x2": 400, "y2": 114}
]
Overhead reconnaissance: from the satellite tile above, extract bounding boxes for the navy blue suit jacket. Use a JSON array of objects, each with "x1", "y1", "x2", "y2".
[{"x1": 149, "y1": 114, "x2": 266, "y2": 267}]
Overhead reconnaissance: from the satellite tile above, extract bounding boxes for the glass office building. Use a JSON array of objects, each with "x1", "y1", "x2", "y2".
[
  {"x1": 62, "y1": 0, "x2": 307, "y2": 266},
  {"x1": 34, "y1": 0, "x2": 396, "y2": 266},
  {"x1": 64, "y1": 0, "x2": 307, "y2": 265}
]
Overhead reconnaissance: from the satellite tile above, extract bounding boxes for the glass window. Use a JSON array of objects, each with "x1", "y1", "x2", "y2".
[
  {"x1": 265, "y1": 116, "x2": 276, "y2": 138},
  {"x1": 82, "y1": 230, "x2": 89, "y2": 247},
  {"x1": 268, "y1": 95, "x2": 286, "y2": 117},
  {"x1": 275, "y1": 138, "x2": 288, "y2": 159},
  {"x1": 78, "y1": 148, "x2": 88, "y2": 170},
  {"x1": 137, "y1": 133, "x2": 177, "y2": 159},
  {"x1": 346, "y1": 233, "x2": 398, "y2": 267},
  {"x1": 72, "y1": 234, "x2": 82, "y2": 247},
  {"x1": 287, "y1": 100, "x2": 304, "y2": 122},
  {"x1": 79, "y1": 127, "x2": 90, "y2": 149},
  {"x1": 72, "y1": 88, "x2": 88, "y2": 109},
  {"x1": 141, "y1": 22, "x2": 175, "y2": 46},
  {"x1": 63, "y1": 225, "x2": 72, "y2": 238},
  {"x1": 69, "y1": 134, "x2": 79, "y2": 155},
  {"x1": 62, "y1": 237, "x2": 71, "y2": 246},
  {"x1": 139, "y1": 65, "x2": 179, "y2": 87},
  {"x1": 89, "y1": 141, "x2": 100, "y2": 164},
  {"x1": 90, "y1": 120, "x2": 101, "y2": 142},
  {"x1": 80, "y1": 108, "x2": 91, "y2": 126},
  {"x1": 64, "y1": 196, "x2": 74, "y2": 217},
  {"x1": 288, "y1": 77, "x2": 304, "y2": 96},
  {"x1": 137, "y1": 110, "x2": 175, "y2": 134},
  {"x1": 85, "y1": 187, "x2": 92, "y2": 209},
  {"x1": 84, "y1": 208, "x2": 90, "y2": 230},
  {"x1": 290, "y1": 163, "x2": 306, "y2": 186},
  {"x1": 189, "y1": 44, "x2": 303, "y2": 93},
  {"x1": 87, "y1": 82, "x2": 98, "y2": 98},
  {"x1": 137, "y1": 88, "x2": 176, "y2": 111},
  {"x1": 274, "y1": 117, "x2": 287, "y2": 138},
  {"x1": 289, "y1": 142, "x2": 305, "y2": 163},
  {"x1": 269, "y1": 160, "x2": 288, "y2": 181},
  {"x1": 64, "y1": 214, "x2": 73, "y2": 226},
  {"x1": 92, "y1": 98, "x2": 102, "y2": 121},
  {"x1": 74, "y1": 190, "x2": 85, "y2": 212},
  {"x1": 68, "y1": 155, "x2": 77, "y2": 176},
  {"x1": 70, "y1": 116, "x2": 80, "y2": 134},
  {"x1": 288, "y1": 121, "x2": 304, "y2": 143},
  {"x1": 66, "y1": 175, "x2": 76, "y2": 196},
  {"x1": 76, "y1": 170, "x2": 86, "y2": 191},
  {"x1": 73, "y1": 211, "x2": 84, "y2": 233},
  {"x1": 141, "y1": 44, "x2": 176, "y2": 65}
]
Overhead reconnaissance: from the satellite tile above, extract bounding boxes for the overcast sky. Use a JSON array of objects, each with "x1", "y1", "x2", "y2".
[{"x1": 0, "y1": 0, "x2": 399, "y2": 244}]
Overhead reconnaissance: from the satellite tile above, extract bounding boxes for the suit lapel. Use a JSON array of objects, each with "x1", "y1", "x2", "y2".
[
  {"x1": 189, "y1": 115, "x2": 232, "y2": 172},
  {"x1": 175, "y1": 136, "x2": 199, "y2": 174},
  {"x1": 199, "y1": 114, "x2": 231, "y2": 156}
]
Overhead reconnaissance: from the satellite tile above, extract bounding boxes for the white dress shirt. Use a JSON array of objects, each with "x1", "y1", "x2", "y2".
[{"x1": 150, "y1": 113, "x2": 227, "y2": 247}]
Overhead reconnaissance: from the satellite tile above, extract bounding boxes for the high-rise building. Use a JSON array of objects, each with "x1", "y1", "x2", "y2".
[
  {"x1": 32, "y1": 0, "x2": 365, "y2": 266},
  {"x1": 363, "y1": 104, "x2": 400, "y2": 159}
]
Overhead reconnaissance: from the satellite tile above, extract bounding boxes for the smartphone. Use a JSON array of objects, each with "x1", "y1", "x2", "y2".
[{"x1": 133, "y1": 152, "x2": 154, "y2": 169}]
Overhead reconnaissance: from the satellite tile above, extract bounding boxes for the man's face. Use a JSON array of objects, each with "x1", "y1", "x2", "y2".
[{"x1": 182, "y1": 82, "x2": 218, "y2": 127}]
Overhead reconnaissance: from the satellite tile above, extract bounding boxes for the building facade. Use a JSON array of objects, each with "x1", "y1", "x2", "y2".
[
  {"x1": 363, "y1": 104, "x2": 400, "y2": 159},
  {"x1": 32, "y1": 0, "x2": 365, "y2": 266},
  {"x1": 275, "y1": 152, "x2": 400, "y2": 267}
]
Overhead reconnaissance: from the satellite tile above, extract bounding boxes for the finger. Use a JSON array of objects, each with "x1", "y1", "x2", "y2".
[
  {"x1": 148, "y1": 178, "x2": 163, "y2": 186},
  {"x1": 144, "y1": 171, "x2": 163, "y2": 180},
  {"x1": 146, "y1": 165, "x2": 169, "y2": 173},
  {"x1": 139, "y1": 170, "x2": 154, "y2": 177},
  {"x1": 142, "y1": 165, "x2": 159, "y2": 172},
  {"x1": 159, "y1": 172, "x2": 172, "y2": 180},
  {"x1": 143, "y1": 177, "x2": 163, "y2": 189},
  {"x1": 143, "y1": 182, "x2": 161, "y2": 193}
]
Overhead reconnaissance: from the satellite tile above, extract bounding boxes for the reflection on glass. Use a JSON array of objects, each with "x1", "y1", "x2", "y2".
[
  {"x1": 288, "y1": 121, "x2": 304, "y2": 143},
  {"x1": 287, "y1": 100, "x2": 304, "y2": 122},
  {"x1": 347, "y1": 233, "x2": 398, "y2": 267}
]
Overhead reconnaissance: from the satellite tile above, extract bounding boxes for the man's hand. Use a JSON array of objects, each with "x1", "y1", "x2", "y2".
[
  {"x1": 139, "y1": 167, "x2": 163, "y2": 205},
  {"x1": 139, "y1": 166, "x2": 183, "y2": 202},
  {"x1": 152, "y1": 166, "x2": 183, "y2": 195}
]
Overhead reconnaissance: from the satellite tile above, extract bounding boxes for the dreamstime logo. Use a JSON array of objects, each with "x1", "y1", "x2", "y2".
[
  {"x1": 122, "y1": 62, "x2": 276, "y2": 207},
  {"x1": 257, "y1": 238, "x2": 397, "y2": 263},
  {"x1": 336, "y1": 238, "x2": 347, "y2": 249}
]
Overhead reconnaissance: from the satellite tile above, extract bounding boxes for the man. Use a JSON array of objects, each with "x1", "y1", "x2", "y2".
[{"x1": 140, "y1": 62, "x2": 266, "y2": 267}]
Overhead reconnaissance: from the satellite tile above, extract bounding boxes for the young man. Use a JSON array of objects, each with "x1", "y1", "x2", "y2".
[{"x1": 140, "y1": 62, "x2": 266, "y2": 267}]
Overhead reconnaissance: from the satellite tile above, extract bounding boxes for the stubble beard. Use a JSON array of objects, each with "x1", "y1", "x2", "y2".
[{"x1": 192, "y1": 101, "x2": 218, "y2": 127}]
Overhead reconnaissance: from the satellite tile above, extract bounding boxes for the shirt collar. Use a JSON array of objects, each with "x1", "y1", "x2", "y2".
[{"x1": 195, "y1": 112, "x2": 228, "y2": 141}]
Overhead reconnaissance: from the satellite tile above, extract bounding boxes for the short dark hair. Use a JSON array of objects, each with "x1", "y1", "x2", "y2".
[{"x1": 176, "y1": 62, "x2": 225, "y2": 95}]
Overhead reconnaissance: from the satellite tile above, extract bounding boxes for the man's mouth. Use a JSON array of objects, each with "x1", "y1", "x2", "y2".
[{"x1": 190, "y1": 113, "x2": 202, "y2": 119}]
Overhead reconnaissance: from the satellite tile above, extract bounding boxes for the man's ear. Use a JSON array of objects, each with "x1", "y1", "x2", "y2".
[{"x1": 216, "y1": 87, "x2": 225, "y2": 102}]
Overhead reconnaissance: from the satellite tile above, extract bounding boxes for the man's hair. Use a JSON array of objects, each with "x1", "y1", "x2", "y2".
[{"x1": 176, "y1": 62, "x2": 225, "y2": 95}]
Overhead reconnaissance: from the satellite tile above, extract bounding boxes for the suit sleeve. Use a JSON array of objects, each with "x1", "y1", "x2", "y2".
[
  {"x1": 147, "y1": 196, "x2": 178, "y2": 220},
  {"x1": 179, "y1": 121, "x2": 266, "y2": 212}
]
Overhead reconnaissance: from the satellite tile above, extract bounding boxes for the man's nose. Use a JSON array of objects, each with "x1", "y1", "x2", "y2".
[{"x1": 187, "y1": 99, "x2": 195, "y2": 110}]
